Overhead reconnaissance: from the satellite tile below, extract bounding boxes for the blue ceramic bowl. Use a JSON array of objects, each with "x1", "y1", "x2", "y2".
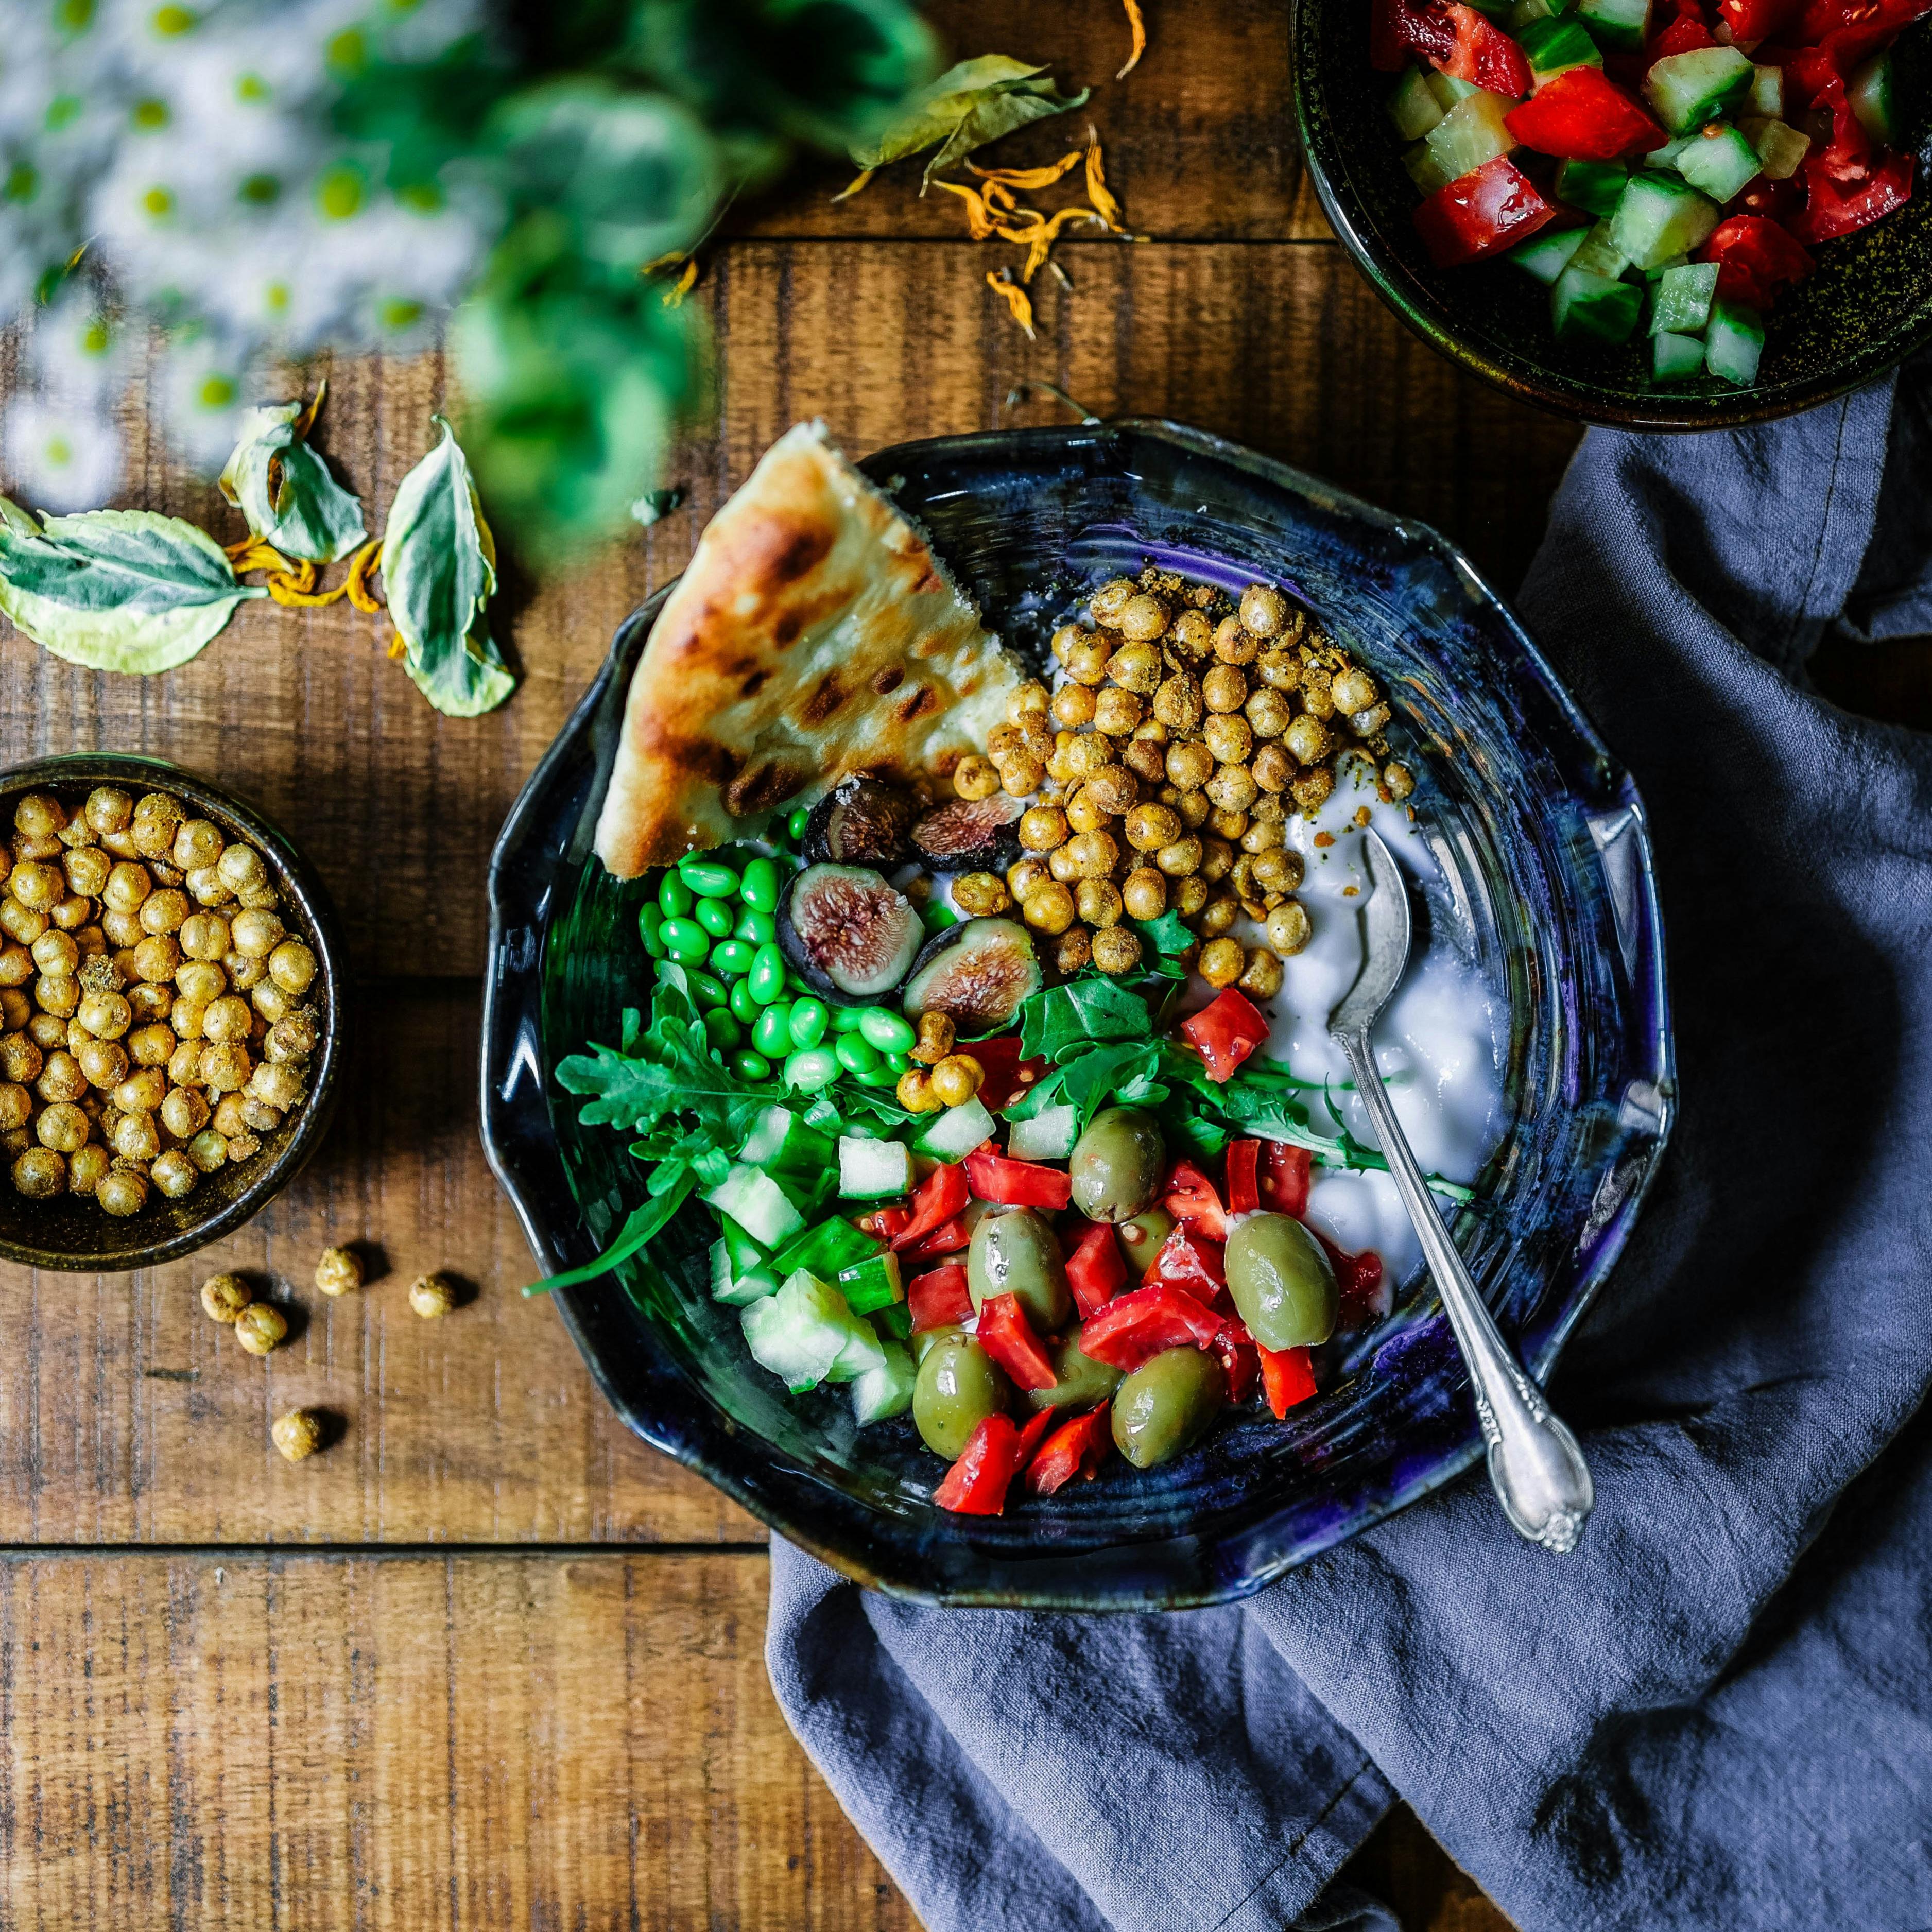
[{"x1": 480, "y1": 419, "x2": 1675, "y2": 1609}]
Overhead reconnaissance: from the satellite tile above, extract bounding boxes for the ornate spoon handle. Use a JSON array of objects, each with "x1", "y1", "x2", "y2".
[{"x1": 1335, "y1": 1028, "x2": 1594, "y2": 1553}]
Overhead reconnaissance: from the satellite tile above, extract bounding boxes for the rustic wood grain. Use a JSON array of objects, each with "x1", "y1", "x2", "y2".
[
  {"x1": 0, "y1": 981, "x2": 756, "y2": 1548},
  {"x1": 0, "y1": 1549, "x2": 912, "y2": 1931}
]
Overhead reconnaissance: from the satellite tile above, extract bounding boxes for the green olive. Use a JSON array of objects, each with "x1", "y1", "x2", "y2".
[
  {"x1": 1224, "y1": 1212, "x2": 1338, "y2": 1350},
  {"x1": 1111, "y1": 1347, "x2": 1226, "y2": 1469},
  {"x1": 1025, "y1": 1326, "x2": 1125, "y2": 1412},
  {"x1": 1114, "y1": 1204, "x2": 1175, "y2": 1274},
  {"x1": 1069, "y1": 1107, "x2": 1166, "y2": 1223},
  {"x1": 967, "y1": 1206, "x2": 1073, "y2": 1331},
  {"x1": 912, "y1": 1331, "x2": 1011, "y2": 1459}
]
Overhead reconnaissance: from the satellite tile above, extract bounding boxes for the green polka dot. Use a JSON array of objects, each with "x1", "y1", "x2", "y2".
[
  {"x1": 397, "y1": 180, "x2": 444, "y2": 213},
  {"x1": 324, "y1": 27, "x2": 366, "y2": 74},
  {"x1": 81, "y1": 321, "x2": 110, "y2": 354},
  {"x1": 237, "y1": 172, "x2": 280, "y2": 205},
  {"x1": 264, "y1": 281, "x2": 290, "y2": 314},
  {"x1": 4, "y1": 164, "x2": 37, "y2": 204},
  {"x1": 235, "y1": 72, "x2": 270, "y2": 103},
  {"x1": 377, "y1": 298, "x2": 423, "y2": 331},
  {"x1": 142, "y1": 184, "x2": 175, "y2": 219},
  {"x1": 151, "y1": 4, "x2": 196, "y2": 35},
  {"x1": 45, "y1": 95, "x2": 80, "y2": 131},
  {"x1": 132, "y1": 97, "x2": 170, "y2": 130},
  {"x1": 53, "y1": 0, "x2": 95, "y2": 34},
  {"x1": 45, "y1": 437, "x2": 73, "y2": 467},
  {"x1": 315, "y1": 163, "x2": 366, "y2": 221},
  {"x1": 197, "y1": 374, "x2": 237, "y2": 409}
]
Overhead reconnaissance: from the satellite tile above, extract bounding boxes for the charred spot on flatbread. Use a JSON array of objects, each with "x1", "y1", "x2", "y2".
[
  {"x1": 725, "y1": 760, "x2": 807, "y2": 816},
  {"x1": 871, "y1": 666, "x2": 904, "y2": 695},
  {"x1": 799, "y1": 672, "x2": 847, "y2": 727}
]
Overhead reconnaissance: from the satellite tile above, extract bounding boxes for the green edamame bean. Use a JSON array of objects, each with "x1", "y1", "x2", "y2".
[
  {"x1": 711, "y1": 938, "x2": 756, "y2": 978},
  {"x1": 751, "y1": 1004, "x2": 793, "y2": 1058},
  {"x1": 748, "y1": 943, "x2": 787, "y2": 1006},
  {"x1": 732, "y1": 1050, "x2": 772, "y2": 1082},
  {"x1": 639, "y1": 905, "x2": 666, "y2": 958},
  {"x1": 1112, "y1": 1347, "x2": 1227, "y2": 1469},
  {"x1": 686, "y1": 971, "x2": 729, "y2": 1011},
  {"x1": 858, "y1": 1008, "x2": 917, "y2": 1054},
  {"x1": 734, "y1": 908, "x2": 777, "y2": 946},
  {"x1": 703, "y1": 1008, "x2": 743, "y2": 1053},
  {"x1": 886, "y1": 1051, "x2": 912, "y2": 1075},
  {"x1": 832, "y1": 1004, "x2": 869, "y2": 1034},
  {"x1": 787, "y1": 998, "x2": 829, "y2": 1050},
  {"x1": 787, "y1": 806, "x2": 811, "y2": 842},
  {"x1": 695, "y1": 897, "x2": 734, "y2": 938},
  {"x1": 783, "y1": 1046, "x2": 840, "y2": 1092},
  {"x1": 729, "y1": 978, "x2": 761, "y2": 1025},
  {"x1": 680, "y1": 859, "x2": 740, "y2": 900},
  {"x1": 854, "y1": 1064, "x2": 899, "y2": 1088},
  {"x1": 659, "y1": 873, "x2": 693, "y2": 919},
  {"x1": 835, "y1": 1034, "x2": 882, "y2": 1076},
  {"x1": 740, "y1": 857, "x2": 781, "y2": 913},
  {"x1": 1224, "y1": 1213, "x2": 1339, "y2": 1350},
  {"x1": 661, "y1": 917, "x2": 709, "y2": 964}
]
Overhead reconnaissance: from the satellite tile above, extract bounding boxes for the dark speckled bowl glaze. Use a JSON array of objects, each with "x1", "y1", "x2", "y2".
[
  {"x1": 1292, "y1": 1, "x2": 1932, "y2": 427},
  {"x1": 481, "y1": 420, "x2": 1675, "y2": 1610}
]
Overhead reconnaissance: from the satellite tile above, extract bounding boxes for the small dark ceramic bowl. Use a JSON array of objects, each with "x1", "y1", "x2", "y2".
[
  {"x1": 1292, "y1": 2, "x2": 1932, "y2": 427},
  {"x1": 0, "y1": 754, "x2": 346, "y2": 1273},
  {"x1": 481, "y1": 419, "x2": 1675, "y2": 1610}
]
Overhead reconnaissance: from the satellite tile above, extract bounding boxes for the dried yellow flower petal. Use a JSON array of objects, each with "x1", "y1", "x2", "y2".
[
  {"x1": 345, "y1": 537, "x2": 384, "y2": 614},
  {"x1": 968, "y1": 150, "x2": 1083, "y2": 191},
  {"x1": 1086, "y1": 142, "x2": 1128, "y2": 233},
  {"x1": 986, "y1": 270, "x2": 1037, "y2": 340},
  {"x1": 933, "y1": 178, "x2": 997, "y2": 239},
  {"x1": 1118, "y1": 0, "x2": 1147, "y2": 77},
  {"x1": 661, "y1": 258, "x2": 699, "y2": 308},
  {"x1": 832, "y1": 168, "x2": 875, "y2": 201}
]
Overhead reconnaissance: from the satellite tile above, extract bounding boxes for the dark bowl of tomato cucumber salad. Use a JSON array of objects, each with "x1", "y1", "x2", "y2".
[
  {"x1": 1292, "y1": 0, "x2": 1932, "y2": 425},
  {"x1": 482, "y1": 420, "x2": 1675, "y2": 1609}
]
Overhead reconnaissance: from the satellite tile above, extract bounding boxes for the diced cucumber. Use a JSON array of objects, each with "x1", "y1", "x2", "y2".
[
  {"x1": 1649, "y1": 258, "x2": 1720, "y2": 333},
  {"x1": 1520, "y1": 15, "x2": 1603, "y2": 76},
  {"x1": 1747, "y1": 62, "x2": 1784, "y2": 117},
  {"x1": 1644, "y1": 46, "x2": 1754, "y2": 133},
  {"x1": 711, "y1": 1239, "x2": 781, "y2": 1307},
  {"x1": 1704, "y1": 298, "x2": 1764, "y2": 386},
  {"x1": 1610, "y1": 170, "x2": 1721, "y2": 270},
  {"x1": 1008, "y1": 1103, "x2": 1080, "y2": 1162},
  {"x1": 1404, "y1": 139, "x2": 1453, "y2": 195},
  {"x1": 1570, "y1": 218, "x2": 1630, "y2": 278},
  {"x1": 850, "y1": 1341, "x2": 916, "y2": 1425},
  {"x1": 1509, "y1": 222, "x2": 1591, "y2": 282},
  {"x1": 1551, "y1": 265, "x2": 1644, "y2": 343},
  {"x1": 872, "y1": 1302, "x2": 912, "y2": 1342},
  {"x1": 1652, "y1": 330, "x2": 1708, "y2": 379},
  {"x1": 1388, "y1": 65, "x2": 1446, "y2": 139},
  {"x1": 836, "y1": 1249, "x2": 904, "y2": 1316},
  {"x1": 741, "y1": 1269, "x2": 884, "y2": 1391},
  {"x1": 1510, "y1": 0, "x2": 1558, "y2": 27},
  {"x1": 710, "y1": 1237, "x2": 733, "y2": 1301},
  {"x1": 838, "y1": 1135, "x2": 913, "y2": 1201},
  {"x1": 1556, "y1": 157, "x2": 1628, "y2": 218},
  {"x1": 719, "y1": 1212, "x2": 769, "y2": 1276},
  {"x1": 737, "y1": 1105, "x2": 836, "y2": 1175},
  {"x1": 1426, "y1": 72, "x2": 1486, "y2": 109},
  {"x1": 1643, "y1": 251, "x2": 1689, "y2": 278},
  {"x1": 1675, "y1": 124, "x2": 1761, "y2": 201},
  {"x1": 913, "y1": 1096, "x2": 997, "y2": 1161},
  {"x1": 1739, "y1": 116, "x2": 1811, "y2": 180},
  {"x1": 770, "y1": 1214, "x2": 882, "y2": 1283},
  {"x1": 1576, "y1": 0, "x2": 1651, "y2": 51},
  {"x1": 1644, "y1": 134, "x2": 1692, "y2": 169},
  {"x1": 1467, "y1": 0, "x2": 1514, "y2": 19},
  {"x1": 703, "y1": 1163, "x2": 806, "y2": 1250},
  {"x1": 1849, "y1": 51, "x2": 1896, "y2": 144},
  {"x1": 1424, "y1": 89, "x2": 1519, "y2": 181}
]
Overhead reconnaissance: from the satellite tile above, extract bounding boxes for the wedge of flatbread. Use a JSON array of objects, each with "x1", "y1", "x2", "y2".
[{"x1": 594, "y1": 422, "x2": 1019, "y2": 878}]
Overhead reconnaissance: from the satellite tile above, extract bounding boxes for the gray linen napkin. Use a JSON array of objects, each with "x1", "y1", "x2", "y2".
[{"x1": 767, "y1": 360, "x2": 1932, "y2": 1932}]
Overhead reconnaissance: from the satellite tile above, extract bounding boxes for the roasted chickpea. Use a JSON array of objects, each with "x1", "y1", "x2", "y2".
[
  {"x1": 178, "y1": 912, "x2": 230, "y2": 963},
  {"x1": 170, "y1": 819, "x2": 223, "y2": 873},
  {"x1": 1090, "y1": 924, "x2": 1143, "y2": 976},
  {"x1": 213, "y1": 841, "x2": 268, "y2": 896},
  {"x1": 1122, "y1": 738, "x2": 1168, "y2": 785},
  {"x1": 1201, "y1": 665, "x2": 1248, "y2": 716},
  {"x1": 1255, "y1": 650, "x2": 1300, "y2": 695},
  {"x1": 161, "y1": 1085, "x2": 211, "y2": 1141},
  {"x1": 225, "y1": 952, "x2": 266, "y2": 991},
  {"x1": 1, "y1": 1033, "x2": 44, "y2": 1089},
  {"x1": 33, "y1": 1101, "x2": 86, "y2": 1154},
  {"x1": 1123, "y1": 803, "x2": 1181, "y2": 852},
  {"x1": 34, "y1": 975, "x2": 78, "y2": 1020},
  {"x1": 1164, "y1": 740, "x2": 1214, "y2": 791},
  {"x1": 27, "y1": 1013, "x2": 66, "y2": 1050},
  {"x1": 229, "y1": 909, "x2": 284, "y2": 960},
  {"x1": 1063, "y1": 785, "x2": 1108, "y2": 836},
  {"x1": 1203, "y1": 715, "x2": 1254, "y2": 766},
  {"x1": 125, "y1": 1022, "x2": 174, "y2": 1070},
  {"x1": 9, "y1": 860, "x2": 61, "y2": 911},
  {"x1": 1006, "y1": 857, "x2": 1051, "y2": 903},
  {"x1": 150, "y1": 1148, "x2": 197, "y2": 1199},
  {"x1": 1017, "y1": 805, "x2": 1068, "y2": 853},
  {"x1": 0, "y1": 946, "x2": 28, "y2": 990},
  {"x1": 1106, "y1": 640, "x2": 1164, "y2": 694},
  {"x1": 49, "y1": 894, "x2": 91, "y2": 933},
  {"x1": 1064, "y1": 633, "x2": 1115, "y2": 686},
  {"x1": 1052, "y1": 925, "x2": 1093, "y2": 974},
  {"x1": 1076, "y1": 877, "x2": 1124, "y2": 928},
  {"x1": 1239, "y1": 583, "x2": 1288, "y2": 638},
  {"x1": 235, "y1": 881, "x2": 279, "y2": 911},
  {"x1": 110, "y1": 1111, "x2": 161, "y2": 1163},
  {"x1": 197, "y1": 1272, "x2": 252, "y2": 1324},
  {"x1": 1239, "y1": 946, "x2": 1285, "y2": 999},
  {"x1": 234, "y1": 1302, "x2": 288, "y2": 1354},
  {"x1": 0, "y1": 992, "x2": 26, "y2": 1034},
  {"x1": 74, "y1": 925, "x2": 107, "y2": 961},
  {"x1": 1230, "y1": 853, "x2": 1260, "y2": 904},
  {"x1": 1332, "y1": 667, "x2": 1379, "y2": 715},
  {"x1": 1384, "y1": 761, "x2": 1416, "y2": 801},
  {"x1": 183, "y1": 864, "x2": 233, "y2": 907},
  {"x1": 1291, "y1": 767, "x2": 1336, "y2": 815},
  {"x1": 1198, "y1": 937, "x2": 1246, "y2": 987},
  {"x1": 113, "y1": 1064, "x2": 167, "y2": 1113},
  {"x1": 1350, "y1": 701, "x2": 1393, "y2": 737},
  {"x1": 1020, "y1": 879, "x2": 1076, "y2": 936},
  {"x1": 95, "y1": 1166, "x2": 149, "y2": 1216},
  {"x1": 1212, "y1": 616, "x2": 1258, "y2": 665},
  {"x1": 61, "y1": 845, "x2": 110, "y2": 899},
  {"x1": 130, "y1": 795, "x2": 183, "y2": 859},
  {"x1": 176, "y1": 961, "x2": 226, "y2": 1006},
  {"x1": 238, "y1": 1097, "x2": 283, "y2": 1134},
  {"x1": 244, "y1": 1060, "x2": 301, "y2": 1114},
  {"x1": 31, "y1": 929, "x2": 78, "y2": 979},
  {"x1": 998, "y1": 751, "x2": 1045, "y2": 798},
  {"x1": 911, "y1": 1011, "x2": 955, "y2": 1066},
  {"x1": 930, "y1": 1054, "x2": 986, "y2": 1109},
  {"x1": 985, "y1": 721, "x2": 1026, "y2": 766},
  {"x1": 103, "y1": 862, "x2": 153, "y2": 915},
  {"x1": 1195, "y1": 839, "x2": 1233, "y2": 886},
  {"x1": 1058, "y1": 830, "x2": 1115, "y2": 880},
  {"x1": 895, "y1": 1067, "x2": 940, "y2": 1112},
  {"x1": 76, "y1": 1036, "x2": 128, "y2": 1090},
  {"x1": 1267, "y1": 902, "x2": 1314, "y2": 956},
  {"x1": 1083, "y1": 765, "x2": 1139, "y2": 817},
  {"x1": 0, "y1": 898, "x2": 47, "y2": 946},
  {"x1": 68, "y1": 1144, "x2": 110, "y2": 1194},
  {"x1": 1046, "y1": 846, "x2": 1081, "y2": 885},
  {"x1": 1056, "y1": 734, "x2": 1106, "y2": 784},
  {"x1": 213, "y1": 1094, "x2": 250, "y2": 1140},
  {"x1": 954, "y1": 756, "x2": 1001, "y2": 802},
  {"x1": 1197, "y1": 895, "x2": 1239, "y2": 939},
  {"x1": 0, "y1": 1083, "x2": 29, "y2": 1133},
  {"x1": 1298, "y1": 666, "x2": 1336, "y2": 721},
  {"x1": 1152, "y1": 672, "x2": 1203, "y2": 732},
  {"x1": 1242, "y1": 685, "x2": 1292, "y2": 738},
  {"x1": 1050, "y1": 682, "x2": 1097, "y2": 729},
  {"x1": 1154, "y1": 836, "x2": 1203, "y2": 879},
  {"x1": 1122, "y1": 867, "x2": 1167, "y2": 921},
  {"x1": 12, "y1": 1147, "x2": 65, "y2": 1198},
  {"x1": 1116, "y1": 593, "x2": 1168, "y2": 642},
  {"x1": 1210, "y1": 808, "x2": 1251, "y2": 845},
  {"x1": 78, "y1": 989, "x2": 131, "y2": 1039},
  {"x1": 273, "y1": 1409, "x2": 325, "y2": 1461},
  {"x1": 1249, "y1": 848, "x2": 1297, "y2": 896},
  {"x1": 130, "y1": 933, "x2": 182, "y2": 984},
  {"x1": 186, "y1": 1128, "x2": 229, "y2": 1173},
  {"x1": 1173, "y1": 874, "x2": 1210, "y2": 917},
  {"x1": 1169, "y1": 609, "x2": 1213, "y2": 658},
  {"x1": 83, "y1": 788, "x2": 133, "y2": 838},
  {"x1": 1251, "y1": 742, "x2": 1293, "y2": 795},
  {"x1": 1090, "y1": 579, "x2": 1141, "y2": 628},
  {"x1": 952, "y1": 872, "x2": 1011, "y2": 917},
  {"x1": 1205, "y1": 765, "x2": 1261, "y2": 816},
  {"x1": 198, "y1": 1041, "x2": 252, "y2": 1093},
  {"x1": 100, "y1": 907, "x2": 142, "y2": 949},
  {"x1": 14, "y1": 794, "x2": 65, "y2": 843},
  {"x1": 225, "y1": 1131, "x2": 262, "y2": 1161},
  {"x1": 1009, "y1": 682, "x2": 1053, "y2": 727},
  {"x1": 1092, "y1": 686, "x2": 1142, "y2": 736}
]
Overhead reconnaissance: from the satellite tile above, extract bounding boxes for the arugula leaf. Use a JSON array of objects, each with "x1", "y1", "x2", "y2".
[
  {"x1": 380, "y1": 416, "x2": 516, "y2": 717},
  {"x1": 218, "y1": 389, "x2": 367, "y2": 564},
  {"x1": 0, "y1": 498, "x2": 266, "y2": 674},
  {"x1": 1057, "y1": 1040, "x2": 1164, "y2": 1128},
  {"x1": 1016, "y1": 979, "x2": 1152, "y2": 1060},
  {"x1": 522, "y1": 1165, "x2": 698, "y2": 1298},
  {"x1": 848, "y1": 56, "x2": 1090, "y2": 187},
  {"x1": 1133, "y1": 909, "x2": 1195, "y2": 957}
]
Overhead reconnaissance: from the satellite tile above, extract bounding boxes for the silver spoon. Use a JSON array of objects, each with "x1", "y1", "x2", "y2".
[{"x1": 1327, "y1": 829, "x2": 1594, "y2": 1553}]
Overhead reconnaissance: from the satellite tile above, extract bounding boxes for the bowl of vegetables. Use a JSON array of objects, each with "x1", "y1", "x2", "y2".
[
  {"x1": 1292, "y1": 0, "x2": 1932, "y2": 424},
  {"x1": 481, "y1": 419, "x2": 1674, "y2": 1609}
]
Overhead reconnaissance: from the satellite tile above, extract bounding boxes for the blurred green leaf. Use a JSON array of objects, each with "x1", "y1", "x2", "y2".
[{"x1": 849, "y1": 55, "x2": 1090, "y2": 184}]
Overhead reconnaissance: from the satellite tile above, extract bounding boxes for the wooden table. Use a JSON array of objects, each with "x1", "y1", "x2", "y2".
[{"x1": 0, "y1": 1, "x2": 1598, "y2": 1921}]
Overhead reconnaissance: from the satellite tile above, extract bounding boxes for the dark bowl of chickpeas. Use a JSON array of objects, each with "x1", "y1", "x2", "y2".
[{"x1": 0, "y1": 755, "x2": 344, "y2": 1271}]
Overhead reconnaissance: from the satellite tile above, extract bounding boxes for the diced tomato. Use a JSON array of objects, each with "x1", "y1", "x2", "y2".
[
  {"x1": 976, "y1": 1293, "x2": 1059, "y2": 1392},
  {"x1": 891, "y1": 1162, "x2": 968, "y2": 1251},
  {"x1": 1178, "y1": 987, "x2": 1272, "y2": 1084},
  {"x1": 900, "y1": 1214, "x2": 971, "y2": 1263},
  {"x1": 1212, "y1": 1319, "x2": 1259, "y2": 1403},
  {"x1": 1412, "y1": 156, "x2": 1560, "y2": 268},
  {"x1": 1506, "y1": 67, "x2": 1663, "y2": 158},
  {"x1": 1257, "y1": 1142, "x2": 1313, "y2": 1219},
  {"x1": 1224, "y1": 1139, "x2": 1262, "y2": 1215},
  {"x1": 1371, "y1": 0, "x2": 1458, "y2": 71},
  {"x1": 1733, "y1": 174, "x2": 1803, "y2": 221},
  {"x1": 1016, "y1": 1405, "x2": 1057, "y2": 1464},
  {"x1": 1141, "y1": 1227, "x2": 1227, "y2": 1302},
  {"x1": 933, "y1": 1415, "x2": 1022, "y2": 1514},
  {"x1": 1699, "y1": 214, "x2": 1814, "y2": 307},
  {"x1": 1258, "y1": 1345, "x2": 1319, "y2": 1418},
  {"x1": 968, "y1": 1036, "x2": 1050, "y2": 1113},
  {"x1": 1316, "y1": 1234, "x2": 1389, "y2": 1329},
  {"x1": 907, "y1": 1262, "x2": 972, "y2": 1332},
  {"x1": 1065, "y1": 1219, "x2": 1127, "y2": 1318},
  {"x1": 1647, "y1": 9, "x2": 1717, "y2": 59},
  {"x1": 1164, "y1": 1159, "x2": 1230, "y2": 1241},
  {"x1": 856, "y1": 1204, "x2": 912, "y2": 1241},
  {"x1": 1077, "y1": 1284, "x2": 1226, "y2": 1372},
  {"x1": 1434, "y1": 2, "x2": 1533, "y2": 95},
  {"x1": 1026, "y1": 1405, "x2": 1112, "y2": 1496},
  {"x1": 1718, "y1": 0, "x2": 1803, "y2": 40},
  {"x1": 1789, "y1": 146, "x2": 1913, "y2": 240},
  {"x1": 964, "y1": 1149, "x2": 1073, "y2": 1211}
]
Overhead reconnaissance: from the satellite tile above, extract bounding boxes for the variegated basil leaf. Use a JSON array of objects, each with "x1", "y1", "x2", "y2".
[{"x1": 218, "y1": 392, "x2": 367, "y2": 564}]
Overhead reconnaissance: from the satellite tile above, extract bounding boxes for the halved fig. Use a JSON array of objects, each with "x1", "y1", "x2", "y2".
[
  {"x1": 910, "y1": 794, "x2": 1026, "y2": 875},
  {"x1": 801, "y1": 774, "x2": 916, "y2": 869},
  {"x1": 900, "y1": 919, "x2": 1042, "y2": 1032},
  {"x1": 779, "y1": 864, "x2": 924, "y2": 1004}
]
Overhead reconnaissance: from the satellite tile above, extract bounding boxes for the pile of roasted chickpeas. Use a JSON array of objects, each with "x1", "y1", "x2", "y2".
[
  {"x1": 945, "y1": 570, "x2": 1415, "y2": 990},
  {"x1": 0, "y1": 785, "x2": 323, "y2": 1215}
]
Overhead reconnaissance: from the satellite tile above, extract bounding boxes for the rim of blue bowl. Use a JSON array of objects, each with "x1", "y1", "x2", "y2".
[{"x1": 480, "y1": 418, "x2": 1676, "y2": 1609}]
